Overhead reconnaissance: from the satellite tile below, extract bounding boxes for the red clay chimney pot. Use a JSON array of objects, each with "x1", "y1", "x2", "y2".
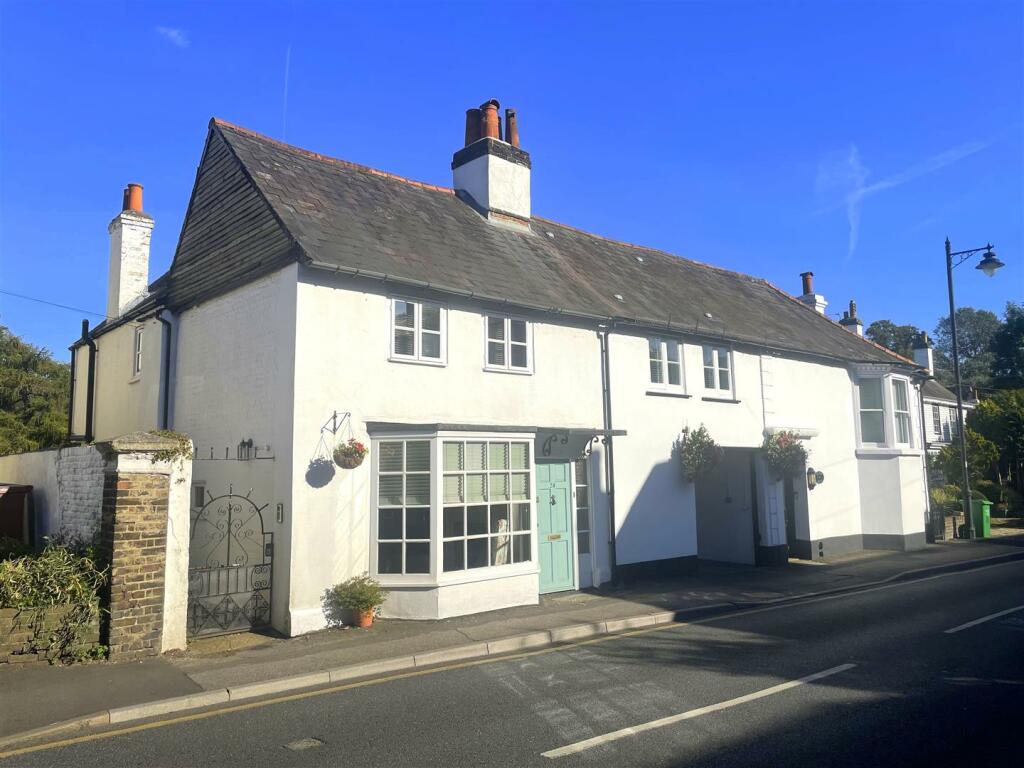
[
  {"x1": 479, "y1": 99, "x2": 500, "y2": 140},
  {"x1": 464, "y1": 108, "x2": 482, "y2": 146},
  {"x1": 505, "y1": 108, "x2": 519, "y2": 148},
  {"x1": 800, "y1": 271, "x2": 814, "y2": 296},
  {"x1": 126, "y1": 183, "x2": 143, "y2": 213}
]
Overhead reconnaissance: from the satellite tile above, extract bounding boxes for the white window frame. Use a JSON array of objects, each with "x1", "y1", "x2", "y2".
[
  {"x1": 702, "y1": 345, "x2": 733, "y2": 396},
  {"x1": 373, "y1": 439, "x2": 434, "y2": 578},
  {"x1": 931, "y1": 404, "x2": 942, "y2": 440},
  {"x1": 573, "y1": 458, "x2": 592, "y2": 557},
  {"x1": 131, "y1": 325, "x2": 143, "y2": 378},
  {"x1": 389, "y1": 298, "x2": 447, "y2": 366},
  {"x1": 647, "y1": 337, "x2": 685, "y2": 393},
  {"x1": 369, "y1": 432, "x2": 537, "y2": 588},
  {"x1": 483, "y1": 315, "x2": 533, "y2": 374},
  {"x1": 854, "y1": 372, "x2": 918, "y2": 451},
  {"x1": 892, "y1": 379, "x2": 912, "y2": 445}
]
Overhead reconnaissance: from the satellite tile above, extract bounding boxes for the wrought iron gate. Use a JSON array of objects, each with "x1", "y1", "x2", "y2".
[{"x1": 187, "y1": 490, "x2": 273, "y2": 638}]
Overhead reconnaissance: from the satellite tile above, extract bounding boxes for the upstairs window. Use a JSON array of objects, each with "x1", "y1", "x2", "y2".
[
  {"x1": 648, "y1": 338, "x2": 684, "y2": 391},
  {"x1": 892, "y1": 379, "x2": 912, "y2": 444},
  {"x1": 132, "y1": 326, "x2": 143, "y2": 377},
  {"x1": 485, "y1": 316, "x2": 531, "y2": 372},
  {"x1": 703, "y1": 345, "x2": 731, "y2": 393},
  {"x1": 858, "y1": 379, "x2": 886, "y2": 444},
  {"x1": 391, "y1": 299, "x2": 445, "y2": 364}
]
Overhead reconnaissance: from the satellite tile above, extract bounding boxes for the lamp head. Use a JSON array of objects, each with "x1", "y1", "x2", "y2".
[{"x1": 976, "y1": 246, "x2": 1005, "y2": 278}]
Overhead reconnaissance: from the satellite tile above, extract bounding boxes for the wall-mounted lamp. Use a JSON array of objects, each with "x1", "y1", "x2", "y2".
[{"x1": 807, "y1": 467, "x2": 825, "y2": 490}]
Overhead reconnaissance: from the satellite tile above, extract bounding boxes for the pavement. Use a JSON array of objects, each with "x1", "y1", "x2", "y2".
[
  {"x1": 2, "y1": 541, "x2": 1022, "y2": 766},
  {"x1": 1, "y1": 534, "x2": 1022, "y2": 747}
]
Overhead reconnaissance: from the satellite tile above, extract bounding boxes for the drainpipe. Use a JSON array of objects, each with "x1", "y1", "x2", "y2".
[
  {"x1": 598, "y1": 325, "x2": 619, "y2": 585},
  {"x1": 84, "y1": 326, "x2": 97, "y2": 443},
  {"x1": 157, "y1": 311, "x2": 174, "y2": 430}
]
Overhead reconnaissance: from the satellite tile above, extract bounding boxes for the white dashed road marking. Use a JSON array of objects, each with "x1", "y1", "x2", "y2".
[{"x1": 944, "y1": 605, "x2": 1024, "y2": 634}]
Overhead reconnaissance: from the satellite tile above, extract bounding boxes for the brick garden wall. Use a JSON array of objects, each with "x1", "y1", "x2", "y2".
[{"x1": 0, "y1": 604, "x2": 101, "y2": 666}]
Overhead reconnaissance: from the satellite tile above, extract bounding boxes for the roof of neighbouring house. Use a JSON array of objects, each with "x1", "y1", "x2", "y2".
[
  {"x1": 127, "y1": 118, "x2": 918, "y2": 367},
  {"x1": 922, "y1": 379, "x2": 962, "y2": 403}
]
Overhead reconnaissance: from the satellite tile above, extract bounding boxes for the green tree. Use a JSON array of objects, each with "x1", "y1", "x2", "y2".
[
  {"x1": 864, "y1": 320, "x2": 922, "y2": 358},
  {"x1": 933, "y1": 307, "x2": 1001, "y2": 392},
  {"x1": 968, "y1": 389, "x2": 1024, "y2": 491},
  {"x1": 990, "y1": 302, "x2": 1024, "y2": 389},
  {"x1": 935, "y1": 427, "x2": 999, "y2": 488},
  {"x1": 0, "y1": 325, "x2": 69, "y2": 455}
]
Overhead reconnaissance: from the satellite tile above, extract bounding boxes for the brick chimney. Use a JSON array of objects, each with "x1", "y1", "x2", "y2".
[
  {"x1": 107, "y1": 183, "x2": 153, "y2": 317},
  {"x1": 838, "y1": 299, "x2": 864, "y2": 336},
  {"x1": 913, "y1": 331, "x2": 934, "y2": 375},
  {"x1": 452, "y1": 99, "x2": 531, "y2": 228},
  {"x1": 797, "y1": 271, "x2": 828, "y2": 315}
]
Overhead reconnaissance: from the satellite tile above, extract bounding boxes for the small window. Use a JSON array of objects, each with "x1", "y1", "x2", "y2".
[
  {"x1": 948, "y1": 407, "x2": 959, "y2": 437},
  {"x1": 191, "y1": 485, "x2": 206, "y2": 509},
  {"x1": 702, "y1": 345, "x2": 731, "y2": 392},
  {"x1": 892, "y1": 379, "x2": 912, "y2": 445},
  {"x1": 931, "y1": 405, "x2": 941, "y2": 438},
  {"x1": 391, "y1": 299, "x2": 445, "y2": 364},
  {"x1": 376, "y1": 440, "x2": 432, "y2": 575},
  {"x1": 858, "y1": 379, "x2": 886, "y2": 444},
  {"x1": 648, "y1": 338, "x2": 684, "y2": 391},
  {"x1": 132, "y1": 326, "x2": 144, "y2": 377},
  {"x1": 485, "y1": 316, "x2": 532, "y2": 372},
  {"x1": 574, "y1": 459, "x2": 591, "y2": 555}
]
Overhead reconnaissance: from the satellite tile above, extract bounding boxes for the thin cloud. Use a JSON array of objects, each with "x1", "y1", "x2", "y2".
[
  {"x1": 815, "y1": 140, "x2": 989, "y2": 260},
  {"x1": 156, "y1": 26, "x2": 189, "y2": 48}
]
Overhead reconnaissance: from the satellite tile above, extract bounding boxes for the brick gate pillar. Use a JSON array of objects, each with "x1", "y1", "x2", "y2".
[{"x1": 98, "y1": 432, "x2": 192, "y2": 661}]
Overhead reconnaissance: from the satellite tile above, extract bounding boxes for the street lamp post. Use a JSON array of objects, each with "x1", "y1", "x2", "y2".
[{"x1": 944, "y1": 238, "x2": 1005, "y2": 539}]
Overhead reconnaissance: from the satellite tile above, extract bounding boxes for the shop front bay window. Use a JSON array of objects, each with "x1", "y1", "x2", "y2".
[{"x1": 372, "y1": 434, "x2": 536, "y2": 583}]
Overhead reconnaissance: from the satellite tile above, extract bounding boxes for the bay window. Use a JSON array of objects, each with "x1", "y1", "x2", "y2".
[
  {"x1": 372, "y1": 434, "x2": 536, "y2": 583},
  {"x1": 892, "y1": 379, "x2": 912, "y2": 444},
  {"x1": 857, "y1": 379, "x2": 886, "y2": 444},
  {"x1": 391, "y1": 299, "x2": 445, "y2": 364},
  {"x1": 855, "y1": 373, "x2": 917, "y2": 449}
]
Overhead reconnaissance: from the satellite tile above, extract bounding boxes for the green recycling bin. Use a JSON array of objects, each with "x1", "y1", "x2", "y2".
[{"x1": 970, "y1": 498, "x2": 991, "y2": 538}]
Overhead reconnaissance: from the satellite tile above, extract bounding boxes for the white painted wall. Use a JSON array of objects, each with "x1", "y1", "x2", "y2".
[
  {"x1": 858, "y1": 453, "x2": 926, "y2": 540},
  {"x1": 173, "y1": 265, "x2": 298, "y2": 633},
  {"x1": 106, "y1": 211, "x2": 153, "y2": 318},
  {"x1": 453, "y1": 151, "x2": 530, "y2": 220}
]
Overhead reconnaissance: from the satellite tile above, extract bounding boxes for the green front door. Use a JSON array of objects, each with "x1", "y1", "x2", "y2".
[{"x1": 537, "y1": 461, "x2": 575, "y2": 594}]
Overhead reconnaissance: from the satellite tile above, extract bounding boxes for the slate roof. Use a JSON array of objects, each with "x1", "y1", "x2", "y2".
[
  {"x1": 151, "y1": 119, "x2": 916, "y2": 367},
  {"x1": 922, "y1": 379, "x2": 960, "y2": 402}
]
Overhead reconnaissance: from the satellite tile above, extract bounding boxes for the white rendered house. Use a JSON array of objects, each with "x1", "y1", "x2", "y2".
[{"x1": 67, "y1": 102, "x2": 930, "y2": 638}]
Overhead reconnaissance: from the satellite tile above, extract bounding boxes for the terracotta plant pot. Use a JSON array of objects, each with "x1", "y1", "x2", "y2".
[
  {"x1": 333, "y1": 451, "x2": 365, "y2": 469},
  {"x1": 355, "y1": 609, "x2": 375, "y2": 628}
]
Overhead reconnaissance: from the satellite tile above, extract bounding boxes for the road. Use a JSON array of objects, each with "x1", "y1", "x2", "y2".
[{"x1": 3, "y1": 558, "x2": 1023, "y2": 767}]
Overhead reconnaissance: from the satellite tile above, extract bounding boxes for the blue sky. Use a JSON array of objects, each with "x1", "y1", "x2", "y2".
[{"x1": 1, "y1": 0, "x2": 1021, "y2": 361}]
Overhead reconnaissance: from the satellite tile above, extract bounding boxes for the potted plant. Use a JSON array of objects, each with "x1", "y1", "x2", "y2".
[
  {"x1": 324, "y1": 575, "x2": 388, "y2": 628},
  {"x1": 333, "y1": 438, "x2": 368, "y2": 469},
  {"x1": 673, "y1": 425, "x2": 722, "y2": 482},
  {"x1": 762, "y1": 431, "x2": 809, "y2": 479}
]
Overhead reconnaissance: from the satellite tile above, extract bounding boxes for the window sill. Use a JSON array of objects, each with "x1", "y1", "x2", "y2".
[
  {"x1": 483, "y1": 366, "x2": 534, "y2": 376},
  {"x1": 128, "y1": 375, "x2": 141, "y2": 385},
  {"x1": 855, "y1": 447, "x2": 923, "y2": 458},
  {"x1": 374, "y1": 563, "x2": 539, "y2": 589},
  {"x1": 389, "y1": 356, "x2": 447, "y2": 368},
  {"x1": 646, "y1": 389, "x2": 691, "y2": 399},
  {"x1": 702, "y1": 395, "x2": 740, "y2": 404}
]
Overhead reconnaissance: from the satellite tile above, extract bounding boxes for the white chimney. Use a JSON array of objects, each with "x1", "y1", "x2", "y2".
[
  {"x1": 452, "y1": 99, "x2": 531, "y2": 228},
  {"x1": 913, "y1": 331, "x2": 934, "y2": 375},
  {"x1": 838, "y1": 299, "x2": 864, "y2": 336},
  {"x1": 107, "y1": 183, "x2": 153, "y2": 317},
  {"x1": 797, "y1": 271, "x2": 828, "y2": 315}
]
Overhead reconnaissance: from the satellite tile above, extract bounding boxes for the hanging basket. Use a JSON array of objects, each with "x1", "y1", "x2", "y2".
[{"x1": 333, "y1": 439, "x2": 368, "y2": 469}]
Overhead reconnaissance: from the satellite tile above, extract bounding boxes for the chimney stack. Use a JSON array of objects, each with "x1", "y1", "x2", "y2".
[
  {"x1": 913, "y1": 331, "x2": 934, "y2": 375},
  {"x1": 106, "y1": 182, "x2": 153, "y2": 318},
  {"x1": 452, "y1": 98, "x2": 532, "y2": 227},
  {"x1": 796, "y1": 271, "x2": 828, "y2": 315},
  {"x1": 838, "y1": 299, "x2": 864, "y2": 336}
]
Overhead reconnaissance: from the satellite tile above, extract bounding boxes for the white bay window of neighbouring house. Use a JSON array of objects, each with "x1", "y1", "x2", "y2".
[
  {"x1": 391, "y1": 299, "x2": 445, "y2": 363},
  {"x1": 486, "y1": 316, "x2": 531, "y2": 372},
  {"x1": 858, "y1": 379, "x2": 886, "y2": 444},
  {"x1": 442, "y1": 440, "x2": 532, "y2": 572},
  {"x1": 892, "y1": 379, "x2": 912, "y2": 444}
]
